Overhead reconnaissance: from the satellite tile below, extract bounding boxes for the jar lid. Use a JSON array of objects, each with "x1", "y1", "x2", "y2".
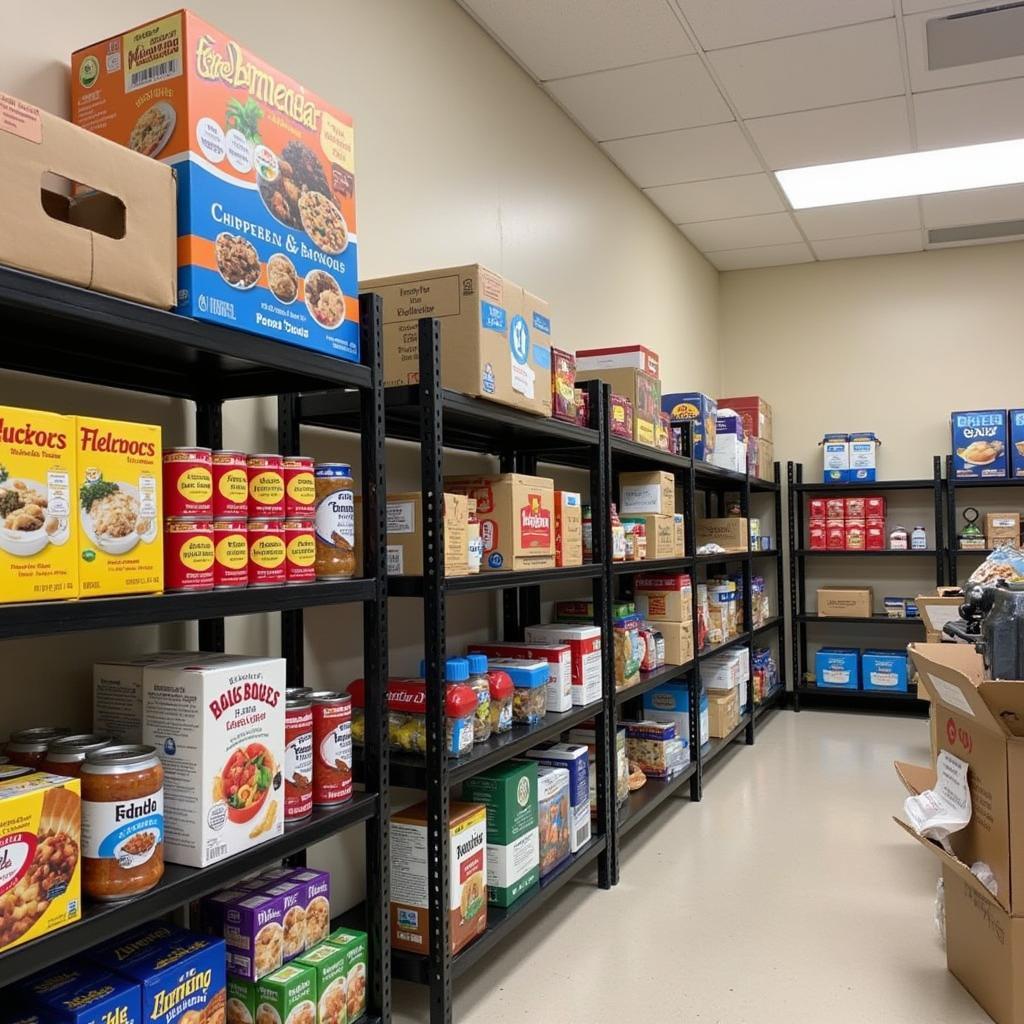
[
  {"x1": 445, "y1": 657, "x2": 470, "y2": 683},
  {"x1": 316, "y1": 462, "x2": 352, "y2": 476},
  {"x1": 445, "y1": 683, "x2": 477, "y2": 717},
  {"x1": 45, "y1": 733, "x2": 113, "y2": 762},
  {"x1": 7, "y1": 727, "x2": 72, "y2": 752},
  {"x1": 466, "y1": 653, "x2": 488, "y2": 676},
  {"x1": 487, "y1": 670, "x2": 514, "y2": 700},
  {"x1": 83, "y1": 744, "x2": 160, "y2": 774},
  {"x1": 487, "y1": 659, "x2": 548, "y2": 688}
]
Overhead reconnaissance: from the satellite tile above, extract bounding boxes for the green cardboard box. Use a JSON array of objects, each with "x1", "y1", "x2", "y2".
[
  {"x1": 462, "y1": 760, "x2": 540, "y2": 907},
  {"x1": 257, "y1": 963, "x2": 317, "y2": 1024},
  {"x1": 297, "y1": 943, "x2": 348, "y2": 1024},
  {"x1": 325, "y1": 930, "x2": 368, "y2": 1022},
  {"x1": 228, "y1": 976, "x2": 258, "y2": 1024}
]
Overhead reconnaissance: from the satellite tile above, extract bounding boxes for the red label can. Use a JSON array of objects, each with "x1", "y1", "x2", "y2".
[
  {"x1": 285, "y1": 518, "x2": 316, "y2": 584},
  {"x1": 248, "y1": 519, "x2": 286, "y2": 587},
  {"x1": 164, "y1": 518, "x2": 214, "y2": 591},
  {"x1": 284, "y1": 697, "x2": 314, "y2": 821},
  {"x1": 163, "y1": 447, "x2": 213, "y2": 518},
  {"x1": 248, "y1": 453, "x2": 285, "y2": 518},
  {"x1": 310, "y1": 691, "x2": 352, "y2": 806},
  {"x1": 283, "y1": 456, "x2": 316, "y2": 518},
  {"x1": 213, "y1": 450, "x2": 249, "y2": 517},
  {"x1": 214, "y1": 518, "x2": 248, "y2": 589}
]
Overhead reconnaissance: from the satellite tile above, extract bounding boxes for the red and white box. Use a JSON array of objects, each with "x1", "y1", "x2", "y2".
[
  {"x1": 845, "y1": 496, "x2": 865, "y2": 518},
  {"x1": 865, "y1": 522, "x2": 885, "y2": 550},
  {"x1": 864, "y1": 496, "x2": 886, "y2": 518},
  {"x1": 575, "y1": 344, "x2": 659, "y2": 379},
  {"x1": 826, "y1": 521, "x2": 846, "y2": 550},
  {"x1": 467, "y1": 641, "x2": 573, "y2": 713},
  {"x1": 808, "y1": 498, "x2": 827, "y2": 518},
  {"x1": 826, "y1": 497, "x2": 846, "y2": 520},
  {"x1": 523, "y1": 624, "x2": 602, "y2": 706},
  {"x1": 845, "y1": 519, "x2": 866, "y2": 550},
  {"x1": 808, "y1": 518, "x2": 827, "y2": 550}
]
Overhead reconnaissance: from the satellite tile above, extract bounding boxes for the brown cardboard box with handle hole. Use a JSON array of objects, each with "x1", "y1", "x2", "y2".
[
  {"x1": 817, "y1": 586, "x2": 873, "y2": 618},
  {"x1": 696, "y1": 517, "x2": 748, "y2": 552},
  {"x1": 0, "y1": 91, "x2": 176, "y2": 307}
]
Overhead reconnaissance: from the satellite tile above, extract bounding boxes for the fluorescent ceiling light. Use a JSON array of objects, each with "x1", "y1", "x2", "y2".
[{"x1": 776, "y1": 138, "x2": 1024, "y2": 210}]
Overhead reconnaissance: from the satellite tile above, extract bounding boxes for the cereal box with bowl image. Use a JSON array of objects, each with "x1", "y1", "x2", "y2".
[
  {"x1": 951, "y1": 409, "x2": 1008, "y2": 479},
  {"x1": 0, "y1": 406, "x2": 78, "y2": 604},
  {"x1": 72, "y1": 11, "x2": 359, "y2": 363},
  {"x1": 141, "y1": 655, "x2": 286, "y2": 867}
]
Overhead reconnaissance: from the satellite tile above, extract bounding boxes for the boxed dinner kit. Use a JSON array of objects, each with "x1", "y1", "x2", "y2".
[
  {"x1": 467, "y1": 641, "x2": 573, "y2": 713},
  {"x1": 73, "y1": 12, "x2": 360, "y2": 361},
  {"x1": 618, "y1": 471, "x2": 675, "y2": 516},
  {"x1": 325, "y1": 927, "x2": 368, "y2": 1022},
  {"x1": 695, "y1": 517, "x2": 748, "y2": 551},
  {"x1": 525, "y1": 743, "x2": 591, "y2": 853},
  {"x1": 0, "y1": 91, "x2": 176, "y2": 308},
  {"x1": 256, "y1": 963, "x2": 316, "y2": 1024},
  {"x1": 663, "y1": 392, "x2": 716, "y2": 461},
  {"x1": 523, "y1": 623, "x2": 602, "y2": 705},
  {"x1": 578, "y1": 367, "x2": 660, "y2": 446},
  {"x1": 221, "y1": 892, "x2": 285, "y2": 980},
  {"x1": 445, "y1": 473, "x2": 554, "y2": 571},
  {"x1": 951, "y1": 409, "x2": 1008, "y2": 479},
  {"x1": 293, "y1": 942, "x2": 348, "y2": 1024},
  {"x1": 554, "y1": 490, "x2": 583, "y2": 567},
  {"x1": 17, "y1": 966, "x2": 141, "y2": 1024},
  {"x1": 362, "y1": 263, "x2": 552, "y2": 414}
]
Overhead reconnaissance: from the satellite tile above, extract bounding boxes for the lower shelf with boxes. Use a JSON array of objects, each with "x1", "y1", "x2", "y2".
[{"x1": 813, "y1": 647, "x2": 911, "y2": 693}]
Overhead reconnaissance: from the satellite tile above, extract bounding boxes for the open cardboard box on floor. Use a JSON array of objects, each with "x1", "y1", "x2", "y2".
[{"x1": 896, "y1": 642, "x2": 1024, "y2": 1023}]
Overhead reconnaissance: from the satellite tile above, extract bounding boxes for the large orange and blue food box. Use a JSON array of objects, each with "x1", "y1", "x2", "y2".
[{"x1": 71, "y1": 11, "x2": 359, "y2": 363}]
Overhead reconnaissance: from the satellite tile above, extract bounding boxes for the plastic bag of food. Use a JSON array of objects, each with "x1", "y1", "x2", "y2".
[{"x1": 968, "y1": 545, "x2": 1024, "y2": 588}]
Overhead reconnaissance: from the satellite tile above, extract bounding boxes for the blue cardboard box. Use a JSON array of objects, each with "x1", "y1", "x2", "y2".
[
  {"x1": 862, "y1": 650, "x2": 909, "y2": 693},
  {"x1": 663, "y1": 392, "x2": 716, "y2": 461},
  {"x1": 642, "y1": 681, "x2": 709, "y2": 747},
  {"x1": 1010, "y1": 409, "x2": 1024, "y2": 478},
  {"x1": 814, "y1": 647, "x2": 859, "y2": 689},
  {"x1": 821, "y1": 433, "x2": 849, "y2": 483},
  {"x1": 951, "y1": 409, "x2": 1008, "y2": 479},
  {"x1": 25, "y1": 970, "x2": 141, "y2": 1024},
  {"x1": 847, "y1": 431, "x2": 879, "y2": 483}
]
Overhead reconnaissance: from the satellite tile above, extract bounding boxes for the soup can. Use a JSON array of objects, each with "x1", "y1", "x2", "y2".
[
  {"x1": 310, "y1": 691, "x2": 352, "y2": 806},
  {"x1": 284, "y1": 518, "x2": 316, "y2": 584},
  {"x1": 162, "y1": 447, "x2": 213, "y2": 518},
  {"x1": 248, "y1": 453, "x2": 285, "y2": 519},
  {"x1": 248, "y1": 518, "x2": 286, "y2": 587},
  {"x1": 214, "y1": 518, "x2": 249, "y2": 589},
  {"x1": 283, "y1": 456, "x2": 316, "y2": 518},
  {"x1": 5, "y1": 727, "x2": 73, "y2": 768},
  {"x1": 284, "y1": 696, "x2": 314, "y2": 821},
  {"x1": 164, "y1": 518, "x2": 215, "y2": 591},
  {"x1": 212, "y1": 450, "x2": 249, "y2": 517}
]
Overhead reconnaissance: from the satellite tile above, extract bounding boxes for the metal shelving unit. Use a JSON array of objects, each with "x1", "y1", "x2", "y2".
[
  {"x1": 787, "y1": 458, "x2": 942, "y2": 713},
  {"x1": 0, "y1": 275, "x2": 392, "y2": 1023}
]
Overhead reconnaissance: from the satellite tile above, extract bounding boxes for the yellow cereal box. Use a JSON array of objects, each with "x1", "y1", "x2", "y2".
[
  {"x1": 75, "y1": 416, "x2": 163, "y2": 596},
  {"x1": 0, "y1": 772, "x2": 82, "y2": 955},
  {"x1": 0, "y1": 406, "x2": 78, "y2": 604}
]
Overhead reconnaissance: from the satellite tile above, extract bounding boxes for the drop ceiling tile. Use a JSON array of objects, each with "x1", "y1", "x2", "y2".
[
  {"x1": 458, "y1": 0, "x2": 693, "y2": 80},
  {"x1": 921, "y1": 183, "x2": 1024, "y2": 228},
  {"x1": 795, "y1": 198, "x2": 922, "y2": 240},
  {"x1": 811, "y1": 230, "x2": 923, "y2": 259},
  {"x1": 683, "y1": 212, "x2": 803, "y2": 251},
  {"x1": 901, "y1": 0, "x2": 968, "y2": 13},
  {"x1": 602, "y1": 122, "x2": 760, "y2": 188},
  {"x1": 546, "y1": 56, "x2": 731, "y2": 141},
  {"x1": 706, "y1": 242, "x2": 815, "y2": 270},
  {"x1": 915, "y1": 79, "x2": 1024, "y2": 150},
  {"x1": 645, "y1": 174, "x2": 785, "y2": 223},
  {"x1": 746, "y1": 97, "x2": 912, "y2": 170},
  {"x1": 706, "y1": 20, "x2": 904, "y2": 119},
  {"x1": 676, "y1": 0, "x2": 892, "y2": 51},
  {"x1": 904, "y1": 1, "x2": 1024, "y2": 92}
]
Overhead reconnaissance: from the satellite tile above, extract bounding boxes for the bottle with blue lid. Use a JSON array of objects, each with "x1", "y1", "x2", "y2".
[{"x1": 465, "y1": 653, "x2": 492, "y2": 742}]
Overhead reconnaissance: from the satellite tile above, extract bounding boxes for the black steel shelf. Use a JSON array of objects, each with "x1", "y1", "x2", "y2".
[
  {"x1": 750, "y1": 548, "x2": 779, "y2": 558},
  {"x1": 387, "y1": 563, "x2": 604, "y2": 596},
  {"x1": 749, "y1": 478, "x2": 780, "y2": 493},
  {"x1": 754, "y1": 688, "x2": 785, "y2": 720},
  {"x1": 694, "y1": 550, "x2": 751, "y2": 564},
  {"x1": 693, "y1": 463, "x2": 748, "y2": 487},
  {"x1": 698, "y1": 632, "x2": 751, "y2": 660},
  {"x1": 953, "y1": 547, "x2": 995, "y2": 556},
  {"x1": 0, "y1": 579, "x2": 377, "y2": 640},
  {"x1": 701, "y1": 713, "x2": 752, "y2": 768},
  {"x1": 609, "y1": 436, "x2": 691, "y2": 472},
  {"x1": 796, "y1": 683, "x2": 920, "y2": 700},
  {"x1": 614, "y1": 661, "x2": 695, "y2": 705},
  {"x1": 950, "y1": 476, "x2": 1024, "y2": 487},
  {"x1": 617, "y1": 764, "x2": 697, "y2": 837},
  {"x1": 797, "y1": 613, "x2": 924, "y2": 625},
  {"x1": 392, "y1": 834, "x2": 608, "y2": 984},
  {"x1": 0, "y1": 794, "x2": 378, "y2": 987},
  {"x1": 752, "y1": 615, "x2": 783, "y2": 637},
  {"x1": 794, "y1": 548, "x2": 938, "y2": 557},
  {"x1": 0, "y1": 265, "x2": 370, "y2": 400},
  {"x1": 793, "y1": 478, "x2": 937, "y2": 492},
  {"x1": 611, "y1": 556, "x2": 692, "y2": 575}
]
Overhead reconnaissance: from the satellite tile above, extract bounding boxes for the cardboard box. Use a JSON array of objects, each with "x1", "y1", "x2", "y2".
[
  {"x1": 625, "y1": 721, "x2": 687, "y2": 779},
  {"x1": 622, "y1": 513, "x2": 673, "y2": 559},
  {"x1": 695, "y1": 517, "x2": 748, "y2": 551},
  {"x1": 362, "y1": 264, "x2": 551, "y2": 414},
  {"x1": 524, "y1": 743, "x2": 591, "y2": 852},
  {"x1": 324, "y1": 927, "x2": 368, "y2": 1022},
  {"x1": 718, "y1": 396, "x2": 773, "y2": 442},
  {"x1": 523, "y1": 624, "x2": 602, "y2": 705},
  {"x1": 862, "y1": 650, "x2": 908, "y2": 692},
  {"x1": 814, "y1": 647, "x2": 859, "y2": 688},
  {"x1": 551, "y1": 347, "x2": 578, "y2": 423},
  {"x1": 708, "y1": 688, "x2": 740, "y2": 737},
  {"x1": 578, "y1": 368, "x2": 660, "y2": 445},
  {"x1": 1011, "y1": 409, "x2": 1024, "y2": 479},
  {"x1": 710, "y1": 430, "x2": 747, "y2": 474},
  {"x1": 634, "y1": 572, "x2": 692, "y2": 623},
  {"x1": 746, "y1": 436, "x2": 776, "y2": 481},
  {"x1": 609, "y1": 393, "x2": 633, "y2": 439},
  {"x1": 817, "y1": 586, "x2": 872, "y2": 617},
  {"x1": 672, "y1": 514, "x2": 685, "y2": 556},
  {"x1": 576, "y1": 344, "x2": 659, "y2": 378},
  {"x1": 554, "y1": 490, "x2": 582, "y2": 567},
  {"x1": 986, "y1": 512, "x2": 1021, "y2": 548},
  {"x1": 703, "y1": 650, "x2": 745, "y2": 691},
  {"x1": 445, "y1": 474, "x2": 554, "y2": 571},
  {"x1": 821, "y1": 433, "x2": 849, "y2": 484},
  {"x1": 916, "y1": 593, "x2": 964, "y2": 643},
  {"x1": 619, "y1": 471, "x2": 675, "y2": 516},
  {"x1": 642, "y1": 682, "x2": 709, "y2": 749},
  {"x1": 467, "y1": 641, "x2": 573, "y2": 714},
  {"x1": 1, "y1": 91, "x2": 175, "y2": 308},
  {"x1": 73, "y1": 14, "x2": 358, "y2": 358},
  {"x1": 847, "y1": 431, "x2": 879, "y2": 483},
  {"x1": 952, "y1": 409, "x2": 1009, "y2": 479},
  {"x1": 662, "y1": 392, "x2": 716, "y2": 461},
  {"x1": 294, "y1": 942, "x2": 348, "y2": 1024},
  {"x1": 656, "y1": 619, "x2": 694, "y2": 666}
]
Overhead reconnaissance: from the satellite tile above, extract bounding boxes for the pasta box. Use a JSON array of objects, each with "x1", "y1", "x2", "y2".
[
  {"x1": 815, "y1": 647, "x2": 859, "y2": 689},
  {"x1": 535, "y1": 765, "x2": 571, "y2": 878},
  {"x1": 324, "y1": 928, "x2": 368, "y2": 1022},
  {"x1": 255, "y1": 964, "x2": 316, "y2": 1024},
  {"x1": 662, "y1": 392, "x2": 716, "y2": 461},
  {"x1": 524, "y1": 743, "x2": 591, "y2": 852},
  {"x1": 23, "y1": 969, "x2": 141, "y2": 1024},
  {"x1": 221, "y1": 892, "x2": 285, "y2": 981},
  {"x1": 72, "y1": 11, "x2": 360, "y2": 363},
  {"x1": 861, "y1": 650, "x2": 909, "y2": 693},
  {"x1": 951, "y1": 410, "x2": 1008, "y2": 479},
  {"x1": 293, "y1": 943, "x2": 347, "y2": 1024},
  {"x1": 1009, "y1": 409, "x2": 1024, "y2": 478}
]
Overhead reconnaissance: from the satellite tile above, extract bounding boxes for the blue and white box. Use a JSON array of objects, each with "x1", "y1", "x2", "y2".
[
  {"x1": 22, "y1": 969, "x2": 141, "y2": 1024},
  {"x1": 848, "y1": 431, "x2": 879, "y2": 483},
  {"x1": 525, "y1": 742, "x2": 591, "y2": 852},
  {"x1": 642, "y1": 681, "x2": 709, "y2": 749},
  {"x1": 861, "y1": 650, "x2": 909, "y2": 693},
  {"x1": 821, "y1": 433, "x2": 849, "y2": 483},
  {"x1": 951, "y1": 409, "x2": 1008, "y2": 479},
  {"x1": 815, "y1": 647, "x2": 859, "y2": 689},
  {"x1": 1009, "y1": 409, "x2": 1024, "y2": 478},
  {"x1": 662, "y1": 392, "x2": 717, "y2": 461}
]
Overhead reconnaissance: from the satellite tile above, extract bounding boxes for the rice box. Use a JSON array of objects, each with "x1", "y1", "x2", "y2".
[
  {"x1": 462, "y1": 761, "x2": 540, "y2": 908},
  {"x1": 294, "y1": 942, "x2": 347, "y2": 1024},
  {"x1": 535, "y1": 766, "x2": 571, "y2": 878},
  {"x1": 20, "y1": 968, "x2": 141, "y2": 1024},
  {"x1": 0, "y1": 406, "x2": 78, "y2": 604},
  {"x1": 325, "y1": 928, "x2": 368, "y2": 1023},
  {"x1": 142, "y1": 655, "x2": 286, "y2": 867},
  {"x1": 524, "y1": 743, "x2": 591, "y2": 852},
  {"x1": 951, "y1": 410, "x2": 1008, "y2": 479},
  {"x1": 255, "y1": 964, "x2": 316, "y2": 1024},
  {"x1": 72, "y1": 11, "x2": 359, "y2": 363}
]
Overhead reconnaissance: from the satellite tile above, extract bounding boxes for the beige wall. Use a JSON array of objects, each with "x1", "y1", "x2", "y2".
[{"x1": 719, "y1": 241, "x2": 1024, "y2": 479}]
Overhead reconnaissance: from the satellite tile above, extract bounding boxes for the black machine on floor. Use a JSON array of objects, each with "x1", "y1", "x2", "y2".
[{"x1": 944, "y1": 580, "x2": 1024, "y2": 680}]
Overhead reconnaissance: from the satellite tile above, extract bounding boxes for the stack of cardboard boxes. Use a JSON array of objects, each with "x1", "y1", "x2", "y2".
[
  {"x1": 618, "y1": 470, "x2": 685, "y2": 560},
  {"x1": 577, "y1": 345, "x2": 667, "y2": 449},
  {"x1": 703, "y1": 646, "x2": 749, "y2": 736},
  {"x1": 633, "y1": 573, "x2": 694, "y2": 666}
]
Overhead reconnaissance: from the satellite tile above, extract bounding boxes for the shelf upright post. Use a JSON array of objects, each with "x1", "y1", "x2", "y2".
[
  {"x1": 772, "y1": 461, "x2": 788, "y2": 699},
  {"x1": 417, "y1": 317, "x2": 453, "y2": 1024},
  {"x1": 195, "y1": 398, "x2": 225, "y2": 653},
  {"x1": 683, "y1": 425, "x2": 703, "y2": 802},
  {"x1": 277, "y1": 393, "x2": 304, "y2": 688},
  {"x1": 359, "y1": 294, "x2": 391, "y2": 1024},
  {"x1": 787, "y1": 461, "x2": 801, "y2": 712},
  {"x1": 742, "y1": 470, "x2": 754, "y2": 745},
  {"x1": 498, "y1": 446, "x2": 520, "y2": 640},
  {"x1": 932, "y1": 454, "x2": 945, "y2": 588},
  {"x1": 946, "y1": 455, "x2": 957, "y2": 587}
]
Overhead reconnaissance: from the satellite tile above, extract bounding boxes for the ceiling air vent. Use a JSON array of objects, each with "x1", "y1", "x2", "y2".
[
  {"x1": 927, "y1": 2, "x2": 1024, "y2": 69},
  {"x1": 929, "y1": 219, "x2": 1024, "y2": 244}
]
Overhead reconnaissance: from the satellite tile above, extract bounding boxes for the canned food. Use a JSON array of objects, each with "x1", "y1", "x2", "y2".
[
  {"x1": 248, "y1": 518, "x2": 286, "y2": 587},
  {"x1": 40, "y1": 733, "x2": 113, "y2": 778},
  {"x1": 314, "y1": 463, "x2": 355, "y2": 580},
  {"x1": 212, "y1": 450, "x2": 249, "y2": 517},
  {"x1": 162, "y1": 447, "x2": 213, "y2": 518},
  {"x1": 283, "y1": 456, "x2": 316, "y2": 518},
  {"x1": 310, "y1": 691, "x2": 352, "y2": 806},
  {"x1": 164, "y1": 518, "x2": 215, "y2": 591},
  {"x1": 248, "y1": 453, "x2": 285, "y2": 518},
  {"x1": 214, "y1": 518, "x2": 249, "y2": 589},
  {"x1": 284, "y1": 697, "x2": 313, "y2": 821},
  {"x1": 286, "y1": 687, "x2": 313, "y2": 699},
  {"x1": 5, "y1": 727, "x2": 73, "y2": 767},
  {"x1": 284, "y1": 518, "x2": 316, "y2": 585}
]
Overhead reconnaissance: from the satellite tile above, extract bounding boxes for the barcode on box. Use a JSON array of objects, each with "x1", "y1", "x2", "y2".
[
  {"x1": 127, "y1": 57, "x2": 181, "y2": 91},
  {"x1": 208, "y1": 842, "x2": 228, "y2": 861},
  {"x1": 574, "y1": 824, "x2": 588, "y2": 849}
]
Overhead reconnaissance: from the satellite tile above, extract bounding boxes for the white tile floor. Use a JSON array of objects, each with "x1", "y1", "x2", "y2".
[{"x1": 392, "y1": 709, "x2": 992, "y2": 1023}]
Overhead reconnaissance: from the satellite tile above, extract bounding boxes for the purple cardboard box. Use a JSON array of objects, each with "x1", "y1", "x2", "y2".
[
  {"x1": 222, "y1": 892, "x2": 285, "y2": 981},
  {"x1": 286, "y1": 869, "x2": 331, "y2": 949},
  {"x1": 261, "y1": 881, "x2": 307, "y2": 962},
  {"x1": 200, "y1": 888, "x2": 247, "y2": 936}
]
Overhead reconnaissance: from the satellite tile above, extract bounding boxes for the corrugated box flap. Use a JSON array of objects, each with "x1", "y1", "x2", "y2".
[
  {"x1": 909, "y1": 643, "x2": 1004, "y2": 735},
  {"x1": 895, "y1": 760, "x2": 936, "y2": 796},
  {"x1": 978, "y1": 680, "x2": 1024, "y2": 739}
]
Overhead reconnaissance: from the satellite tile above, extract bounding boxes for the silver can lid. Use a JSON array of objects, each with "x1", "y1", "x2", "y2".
[{"x1": 83, "y1": 744, "x2": 160, "y2": 775}]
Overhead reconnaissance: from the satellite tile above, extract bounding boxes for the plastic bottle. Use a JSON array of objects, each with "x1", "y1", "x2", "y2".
[
  {"x1": 465, "y1": 653, "x2": 492, "y2": 742},
  {"x1": 467, "y1": 498, "x2": 483, "y2": 574},
  {"x1": 582, "y1": 505, "x2": 593, "y2": 562},
  {"x1": 610, "y1": 503, "x2": 626, "y2": 562},
  {"x1": 443, "y1": 657, "x2": 474, "y2": 756},
  {"x1": 911, "y1": 524, "x2": 928, "y2": 550}
]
